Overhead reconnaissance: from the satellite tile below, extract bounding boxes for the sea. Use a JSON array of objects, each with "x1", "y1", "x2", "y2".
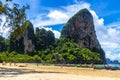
[{"x1": 95, "y1": 64, "x2": 120, "y2": 68}]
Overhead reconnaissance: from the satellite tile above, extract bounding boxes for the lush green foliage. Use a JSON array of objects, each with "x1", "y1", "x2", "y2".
[
  {"x1": 13, "y1": 21, "x2": 31, "y2": 40},
  {"x1": 0, "y1": 51, "x2": 42, "y2": 63},
  {"x1": 33, "y1": 37, "x2": 101, "y2": 64},
  {"x1": 55, "y1": 37, "x2": 100, "y2": 63},
  {"x1": 35, "y1": 28, "x2": 55, "y2": 50},
  {"x1": 0, "y1": 33, "x2": 101, "y2": 64},
  {"x1": 0, "y1": 1, "x2": 6, "y2": 14},
  {"x1": 0, "y1": 35, "x2": 8, "y2": 51},
  {"x1": 9, "y1": 32, "x2": 24, "y2": 53}
]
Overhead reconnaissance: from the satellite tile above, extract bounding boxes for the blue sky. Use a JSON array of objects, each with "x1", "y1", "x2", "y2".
[
  {"x1": 10, "y1": 0, "x2": 120, "y2": 25},
  {"x1": 1, "y1": 0, "x2": 120, "y2": 62}
]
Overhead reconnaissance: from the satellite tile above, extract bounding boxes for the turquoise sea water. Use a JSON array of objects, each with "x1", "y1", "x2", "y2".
[
  {"x1": 108, "y1": 64, "x2": 120, "y2": 68},
  {"x1": 95, "y1": 64, "x2": 120, "y2": 68}
]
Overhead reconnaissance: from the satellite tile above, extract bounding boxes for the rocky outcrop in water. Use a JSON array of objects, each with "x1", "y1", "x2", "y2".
[{"x1": 61, "y1": 8, "x2": 106, "y2": 63}]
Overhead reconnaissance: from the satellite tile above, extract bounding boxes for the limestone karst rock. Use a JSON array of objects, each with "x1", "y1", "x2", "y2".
[
  {"x1": 23, "y1": 21, "x2": 35, "y2": 54},
  {"x1": 61, "y1": 8, "x2": 106, "y2": 63},
  {"x1": 9, "y1": 21, "x2": 35, "y2": 54}
]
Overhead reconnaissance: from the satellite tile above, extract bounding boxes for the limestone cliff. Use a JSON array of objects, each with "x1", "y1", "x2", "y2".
[
  {"x1": 61, "y1": 8, "x2": 106, "y2": 63},
  {"x1": 11, "y1": 21, "x2": 35, "y2": 54},
  {"x1": 23, "y1": 21, "x2": 35, "y2": 54}
]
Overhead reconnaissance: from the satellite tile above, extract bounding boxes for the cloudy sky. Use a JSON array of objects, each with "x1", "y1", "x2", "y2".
[{"x1": 1, "y1": 0, "x2": 120, "y2": 62}]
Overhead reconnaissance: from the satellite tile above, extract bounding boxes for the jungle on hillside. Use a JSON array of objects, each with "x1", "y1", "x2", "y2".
[{"x1": 0, "y1": 0, "x2": 105, "y2": 64}]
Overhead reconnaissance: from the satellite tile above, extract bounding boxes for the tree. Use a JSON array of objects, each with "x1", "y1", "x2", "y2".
[
  {"x1": 35, "y1": 28, "x2": 55, "y2": 50},
  {"x1": 53, "y1": 37, "x2": 101, "y2": 64},
  {"x1": 47, "y1": 30, "x2": 55, "y2": 45},
  {"x1": 0, "y1": 35, "x2": 6, "y2": 51},
  {"x1": 0, "y1": 1, "x2": 6, "y2": 14},
  {"x1": 4, "y1": 3, "x2": 29, "y2": 29},
  {"x1": 9, "y1": 32, "x2": 24, "y2": 53},
  {"x1": 0, "y1": 0, "x2": 29, "y2": 38}
]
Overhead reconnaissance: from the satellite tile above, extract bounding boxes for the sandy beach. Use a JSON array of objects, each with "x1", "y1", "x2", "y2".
[{"x1": 0, "y1": 63, "x2": 120, "y2": 80}]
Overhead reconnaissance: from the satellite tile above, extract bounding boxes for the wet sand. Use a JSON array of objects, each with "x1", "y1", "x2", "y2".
[{"x1": 0, "y1": 63, "x2": 120, "y2": 80}]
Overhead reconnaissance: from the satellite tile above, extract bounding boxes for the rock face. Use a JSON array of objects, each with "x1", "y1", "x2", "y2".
[
  {"x1": 9, "y1": 21, "x2": 35, "y2": 54},
  {"x1": 61, "y1": 8, "x2": 106, "y2": 63},
  {"x1": 23, "y1": 21, "x2": 35, "y2": 54}
]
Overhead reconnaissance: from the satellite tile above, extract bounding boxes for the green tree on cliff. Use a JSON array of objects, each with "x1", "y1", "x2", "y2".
[{"x1": 35, "y1": 28, "x2": 55, "y2": 50}]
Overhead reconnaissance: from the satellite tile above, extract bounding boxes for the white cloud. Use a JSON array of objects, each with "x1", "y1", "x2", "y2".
[
  {"x1": 52, "y1": 30, "x2": 61, "y2": 38},
  {"x1": 97, "y1": 23, "x2": 120, "y2": 49},
  {"x1": 0, "y1": 15, "x2": 6, "y2": 28},
  {"x1": 0, "y1": 15, "x2": 10, "y2": 38},
  {"x1": 106, "y1": 52, "x2": 120, "y2": 62},
  {"x1": 63, "y1": 2, "x2": 90, "y2": 16},
  {"x1": 40, "y1": 27, "x2": 61, "y2": 38},
  {"x1": 31, "y1": 2, "x2": 91, "y2": 27},
  {"x1": 47, "y1": 10, "x2": 68, "y2": 21},
  {"x1": 90, "y1": 10, "x2": 104, "y2": 27},
  {"x1": 92, "y1": 15, "x2": 120, "y2": 62},
  {"x1": 31, "y1": 12, "x2": 68, "y2": 27},
  {"x1": 101, "y1": 41, "x2": 118, "y2": 49}
]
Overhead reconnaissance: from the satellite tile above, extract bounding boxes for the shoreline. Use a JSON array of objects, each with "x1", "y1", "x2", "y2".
[
  {"x1": 0, "y1": 63, "x2": 120, "y2": 80},
  {"x1": 1, "y1": 62, "x2": 120, "y2": 70}
]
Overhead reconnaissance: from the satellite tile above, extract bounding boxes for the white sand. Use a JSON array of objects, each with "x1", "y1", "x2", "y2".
[
  {"x1": 0, "y1": 72, "x2": 120, "y2": 80},
  {"x1": 0, "y1": 64, "x2": 120, "y2": 80}
]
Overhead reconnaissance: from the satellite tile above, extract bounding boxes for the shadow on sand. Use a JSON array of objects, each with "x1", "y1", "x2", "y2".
[{"x1": 0, "y1": 67, "x2": 63, "y2": 78}]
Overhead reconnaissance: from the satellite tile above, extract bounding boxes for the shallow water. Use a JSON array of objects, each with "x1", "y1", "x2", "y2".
[{"x1": 95, "y1": 64, "x2": 120, "y2": 68}]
